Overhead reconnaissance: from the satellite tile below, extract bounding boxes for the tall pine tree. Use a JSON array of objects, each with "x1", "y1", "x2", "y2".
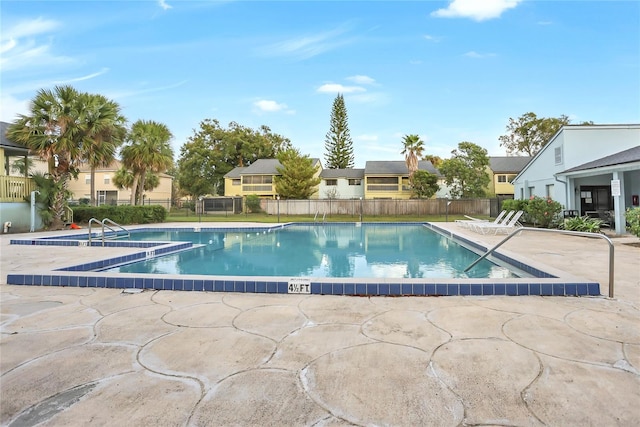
[{"x1": 324, "y1": 94, "x2": 354, "y2": 169}]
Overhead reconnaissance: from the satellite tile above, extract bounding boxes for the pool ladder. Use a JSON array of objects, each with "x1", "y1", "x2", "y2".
[
  {"x1": 88, "y1": 217, "x2": 130, "y2": 246},
  {"x1": 313, "y1": 211, "x2": 327, "y2": 223}
]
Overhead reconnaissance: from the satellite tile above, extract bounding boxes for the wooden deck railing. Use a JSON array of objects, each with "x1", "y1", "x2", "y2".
[{"x1": 0, "y1": 175, "x2": 36, "y2": 202}]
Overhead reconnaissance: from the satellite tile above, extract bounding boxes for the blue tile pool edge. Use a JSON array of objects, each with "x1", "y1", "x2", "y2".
[{"x1": 6, "y1": 223, "x2": 602, "y2": 296}]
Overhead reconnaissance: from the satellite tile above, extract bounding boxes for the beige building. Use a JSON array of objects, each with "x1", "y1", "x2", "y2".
[
  {"x1": 224, "y1": 158, "x2": 322, "y2": 199},
  {"x1": 67, "y1": 161, "x2": 173, "y2": 208}
]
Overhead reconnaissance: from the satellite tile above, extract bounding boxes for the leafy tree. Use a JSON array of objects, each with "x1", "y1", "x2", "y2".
[
  {"x1": 324, "y1": 94, "x2": 354, "y2": 169},
  {"x1": 498, "y1": 112, "x2": 588, "y2": 156},
  {"x1": 423, "y1": 154, "x2": 443, "y2": 168},
  {"x1": 439, "y1": 141, "x2": 490, "y2": 198},
  {"x1": 176, "y1": 119, "x2": 291, "y2": 198},
  {"x1": 120, "y1": 120, "x2": 174, "y2": 205},
  {"x1": 11, "y1": 157, "x2": 35, "y2": 176},
  {"x1": 7, "y1": 85, "x2": 85, "y2": 229},
  {"x1": 245, "y1": 194, "x2": 262, "y2": 213},
  {"x1": 79, "y1": 93, "x2": 126, "y2": 206},
  {"x1": 113, "y1": 167, "x2": 161, "y2": 195},
  {"x1": 401, "y1": 134, "x2": 425, "y2": 180},
  {"x1": 410, "y1": 170, "x2": 439, "y2": 199},
  {"x1": 275, "y1": 149, "x2": 321, "y2": 199}
]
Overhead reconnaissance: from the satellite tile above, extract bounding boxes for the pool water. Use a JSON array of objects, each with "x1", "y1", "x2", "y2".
[{"x1": 105, "y1": 224, "x2": 520, "y2": 279}]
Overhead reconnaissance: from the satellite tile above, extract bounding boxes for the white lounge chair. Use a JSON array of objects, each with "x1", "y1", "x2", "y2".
[
  {"x1": 455, "y1": 210, "x2": 508, "y2": 229},
  {"x1": 471, "y1": 210, "x2": 524, "y2": 235}
]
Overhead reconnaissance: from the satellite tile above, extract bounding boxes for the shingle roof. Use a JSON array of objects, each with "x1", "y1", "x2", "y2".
[
  {"x1": 364, "y1": 160, "x2": 440, "y2": 176},
  {"x1": 489, "y1": 156, "x2": 531, "y2": 173},
  {"x1": 224, "y1": 167, "x2": 246, "y2": 179},
  {"x1": 561, "y1": 145, "x2": 640, "y2": 173},
  {"x1": 0, "y1": 121, "x2": 29, "y2": 152},
  {"x1": 320, "y1": 168, "x2": 365, "y2": 179},
  {"x1": 225, "y1": 158, "x2": 321, "y2": 177}
]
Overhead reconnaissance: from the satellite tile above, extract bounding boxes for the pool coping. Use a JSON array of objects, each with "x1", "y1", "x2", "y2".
[{"x1": 6, "y1": 222, "x2": 601, "y2": 297}]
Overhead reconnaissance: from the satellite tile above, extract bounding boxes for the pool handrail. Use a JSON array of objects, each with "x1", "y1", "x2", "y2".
[
  {"x1": 463, "y1": 227, "x2": 615, "y2": 298},
  {"x1": 101, "y1": 218, "x2": 130, "y2": 246},
  {"x1": 87, "y1": 217, "x2": 130, "y2": 246}
]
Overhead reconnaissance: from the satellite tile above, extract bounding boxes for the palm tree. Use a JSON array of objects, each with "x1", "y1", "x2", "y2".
[
  {"x1": 401, "y1": 134, "x2": 425, "y2": 180},
  {"x1": 120, "y1": 120, "x2": 174, "y2": 205},
  {"x1": 7, "y1": 85, "x2": 84, "y2": 229},
  {"x1": 79, "y1": 93, "x2": 127, "y2": 206}
]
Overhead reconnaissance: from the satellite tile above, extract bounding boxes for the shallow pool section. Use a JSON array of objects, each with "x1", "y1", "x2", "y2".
[
  {"x1": 104, "y1": 224, "x2": 519, "y2": 280},
  {"x1": 6, "y1": 223, "x2": 601, "y2": 296}
]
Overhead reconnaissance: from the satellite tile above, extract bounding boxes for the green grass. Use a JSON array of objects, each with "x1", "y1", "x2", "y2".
[{"x1": 166, "y1": 211, "x2": 474, "y2": 223}]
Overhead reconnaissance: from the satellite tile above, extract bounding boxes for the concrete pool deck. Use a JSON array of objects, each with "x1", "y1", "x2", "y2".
[{"x1": 1, "y1": 222, "x2": 639, "y2": 426}]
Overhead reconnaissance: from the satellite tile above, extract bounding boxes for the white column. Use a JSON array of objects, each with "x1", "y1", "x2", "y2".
[{"x1": 612, "y1": 171, "x2": 626, "y2": 235}]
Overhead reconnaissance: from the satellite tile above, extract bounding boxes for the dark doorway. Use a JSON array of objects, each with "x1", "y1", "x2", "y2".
[{"x1": 579, "y1": 185, "x2": 612, "y2": 216}]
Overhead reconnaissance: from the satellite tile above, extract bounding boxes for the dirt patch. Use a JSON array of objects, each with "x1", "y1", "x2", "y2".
[{"x1": 623, "y1": 242, "x2": 640, "y2": 248}]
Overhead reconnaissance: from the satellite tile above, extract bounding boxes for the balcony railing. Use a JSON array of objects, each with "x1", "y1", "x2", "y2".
[{"x1": 0, "y1": 175, "x2": 36, "y2": 202}]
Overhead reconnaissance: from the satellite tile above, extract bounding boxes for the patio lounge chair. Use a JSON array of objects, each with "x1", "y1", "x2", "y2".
[
  {"x1": 471, "y1": 210, "x2": 524, "y2": 235},
  {"x1": 455, "y1": 210, "x2": 508, "y2": 229}
]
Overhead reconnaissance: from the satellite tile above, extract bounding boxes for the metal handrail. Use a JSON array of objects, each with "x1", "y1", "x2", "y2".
[
  {"x1": 88, "y1": 218, "x2": 101, "y2": 245},
  {"x1": 464, "y1": 227, "x2": 615, "y2": 298},
  {"x1": 322, "y1": 212, "x2": 327, "y2": 223},
  {"x1": 314, "y1": 211, "x2": 319, "y2": 222},
  {"x1": 87, "y1": 217, "x2": 129, "y2": 246},
  {"x1": 101, "y1": 218, "x2": 130, "y2": 246}
]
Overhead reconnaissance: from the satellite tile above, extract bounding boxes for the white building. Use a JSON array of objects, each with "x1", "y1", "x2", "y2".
[{"x1": 512, "y1": 124, "x2": 640, "y2": 235}]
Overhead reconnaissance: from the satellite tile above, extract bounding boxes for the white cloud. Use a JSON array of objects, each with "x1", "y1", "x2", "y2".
[
  {"x1": 252, "y1": 99, "x2": 295, "y2": 115},
  {"x1": 431, "y1": 0, "x2": 522, "y2": 21},
  {"x1": 1, "y1": 17, "x2": 60, "y2": 40},
  {"x1": 254, "y1": 99, "x2": 287, "y2": 112},
  {"x1": 0, "y1": 94, "x2": 30, "y2": 122},
  {"x1": 0, "y1": 17, "x2": 72, "y2": 72},
  {"x1": 464, "y1": 51, "x2": 497, "y2": 59},
  {"x1": 423, "y1": 34, "x2": 442, "y2": 42},
  {"x1": 158, "y1": 0, "x2": 173, "y2": 10},
  {"x1": 356, "y1": 134, "x2": 378, "y2": 142},
  {"x1": 346, "y1": 75, "x2": 376, "y2": 85},
  {"x1": 261, "y1": 26, "x2": 353, "y2": 60},
  {"x1": 317, "y1": 83, "x2": 365, "y2": 94}
]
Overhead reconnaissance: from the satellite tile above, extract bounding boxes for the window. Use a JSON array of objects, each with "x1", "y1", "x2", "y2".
[
  {"x1": 85, "y1": 174, "x2": 91, "y2": 184},
  {"x1": 367, "y1": 177, "x2": 398, "y2": 192},
  {"x1": 325, "y1": 179, "x2": 337, "y2": 186},
  {"x1": 232, "y1": 179, "x2": 241, "y2": 186},
  {"x1": 497, "y1": 175, "x2": 507, "y2": 183},
  {"x1": 555, "y1": 146, "x2": 562, "y2": 165},
  {"x1": 243, "y1": 175, "x2": 272, "y2": 184},
  {"x1": 546, "y1": 184, "x2": 554, "y2": 198},
  {"x1": 348, "y1": 179, "x2": 361, "y2": 186},
  {"x1": 104, "y1": 175, "x2": 110, "y2": 184},
  {"x1": 528, "y1": 186, "x2": 535, "y2": 198}
]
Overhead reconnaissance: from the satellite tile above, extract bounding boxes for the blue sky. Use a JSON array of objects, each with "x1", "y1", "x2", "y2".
[{"x1": 1, "y1": 0, "x2": 639, "y2": 168}]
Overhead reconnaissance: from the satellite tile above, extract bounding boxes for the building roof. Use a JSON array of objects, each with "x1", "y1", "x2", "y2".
[
  {"x1": 319, "y1": 168, "x2": 365, "y2": 179},
  {"x1": 561, "y1": 145, "x2": 640, "y2": 173},
  {"x1": 489, "y1": 156, "x2": 531, "y2": 173},
  {"x1": 228, "y1": 158, "x2": 321, "y2": 176},
  {"x1": 0, "y1": 121, "x2": 29, "y2": 153},
  {"x1": 224, "y1": 167, "x2": 246, "y2": 179},
  {"x1": 364, "y1": 160, "x2": 440, "y2": 176}
]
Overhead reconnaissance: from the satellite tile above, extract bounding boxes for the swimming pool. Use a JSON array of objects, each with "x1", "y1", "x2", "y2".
[
  {"x1": 6, "y1": 222, "x2": 601, "y2": 296},
  {"x1": 103, "y1": 224, "x2": 520, "y2": 279}
]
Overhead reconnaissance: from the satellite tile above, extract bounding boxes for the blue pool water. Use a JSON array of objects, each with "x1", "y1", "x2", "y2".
[{"x1": 104, "y1": 224, "x2": 520, "y2": 279}]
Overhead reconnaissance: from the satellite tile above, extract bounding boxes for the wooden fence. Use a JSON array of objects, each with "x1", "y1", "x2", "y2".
[
  {"x1": 261, "y1": 198, "x2": 493, "y2": 218},
  {"x1": 0, "y1": 176, "x2": 36, "y2": 202}
]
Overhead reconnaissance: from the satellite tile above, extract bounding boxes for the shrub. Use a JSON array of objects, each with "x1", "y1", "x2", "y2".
[
  {"x1": 245, "y1": 194, "x2": 262, "y2": 213},
  {"x1": 501, "y1": 198, "x2": 524, "y2": 213},
  {"x1": 525, "y1": 196, "x2": 563, "y2": 228},
  {"x1": 561, "y1": 215, "x2": 604, "y2": 233},
  {"x1": 626, "y1": 207, "x2": 640, "y2": 237},
  {"x1": 72, "y1": 205, "x2": 167, "y2": 225}
]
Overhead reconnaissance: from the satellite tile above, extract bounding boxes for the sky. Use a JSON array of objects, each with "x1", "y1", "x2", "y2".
[{"x1": 1, "y1": 0, "x2": 639, "y2": 168}]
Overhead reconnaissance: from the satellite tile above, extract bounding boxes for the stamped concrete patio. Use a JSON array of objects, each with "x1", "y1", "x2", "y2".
[{"x1": 1, "y1": 222, "x2": 639, "y2": 426}]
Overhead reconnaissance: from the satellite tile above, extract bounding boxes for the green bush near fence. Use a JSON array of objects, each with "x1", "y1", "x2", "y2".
[
  {"x1": 72, "y1": 205, "x2": 167, "y2": 225},
  {"x1": 626, "y1": 207, "x2": 640, "y2": 237},
  {"x1": 501, "y1": 196, "x2": 563, "y2": 228}
]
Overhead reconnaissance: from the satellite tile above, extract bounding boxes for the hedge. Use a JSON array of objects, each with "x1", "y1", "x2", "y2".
[{"x1": 71, "y1": 205, "x2": 167, "y2": 225}]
